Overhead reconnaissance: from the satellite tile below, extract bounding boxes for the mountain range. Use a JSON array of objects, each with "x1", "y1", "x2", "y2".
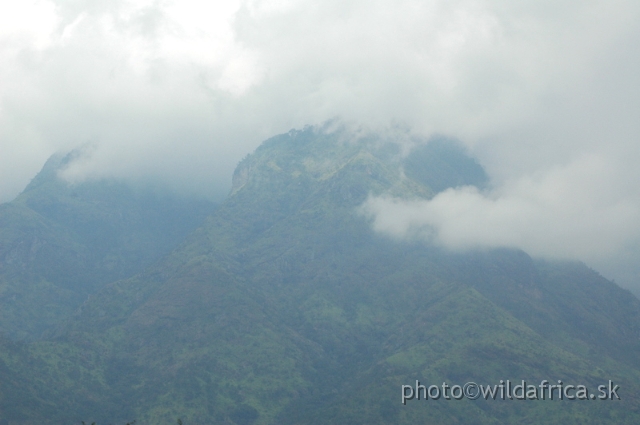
[{"x1": 1, "y1": 125, "x2": 639, "y2": 424}]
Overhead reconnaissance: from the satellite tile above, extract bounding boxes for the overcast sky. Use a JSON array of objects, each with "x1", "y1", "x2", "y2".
[{"x1": 1, "y1": 0, "x2": 640, "y2": 290}]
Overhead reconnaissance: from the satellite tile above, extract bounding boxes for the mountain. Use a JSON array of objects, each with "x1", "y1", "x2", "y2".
[
  {"x1": 0, "y1": 151, "x2": 215, "y2": 340},
  {"x1": 1, "y1": 125, "x2": 639, "y2": 424}
]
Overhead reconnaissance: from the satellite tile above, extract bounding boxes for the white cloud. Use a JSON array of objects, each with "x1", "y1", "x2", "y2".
[
  {"x1": 1, "y1": 0, "x2": 640, "y2": 287},
  {"x1": 363, "y1": 153, "x2": 640, "y2": 263},
  {"x1": 0, "y1": 0, "x2": 59, "y2": 50}
]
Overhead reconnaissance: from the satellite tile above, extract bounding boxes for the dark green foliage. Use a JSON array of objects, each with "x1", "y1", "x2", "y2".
[
  {"x1": 402, "y1": 136, "x2": 489, "y2": 192},
  {"x1": 1, "y1": 126, "x2": 639, "y2": 423}
]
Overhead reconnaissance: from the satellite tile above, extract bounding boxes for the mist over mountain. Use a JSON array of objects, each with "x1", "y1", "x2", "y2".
[
  {"x1": 3, "y1": 0, "x2": 640, "y2": 422},
  {"x1": 0, "y1": 126, "x2": 639, "y2": 424},
  {"x1": 3, "y1": 0, "x2": 640, "y2": 292},
  {"x1": 0, "y1": 151, "x2": 215, "y2": 340}
]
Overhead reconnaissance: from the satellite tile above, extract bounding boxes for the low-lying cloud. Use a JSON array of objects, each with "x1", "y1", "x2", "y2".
[
  {"x1": 363, "y1": 153, "x2": 640, "y2": 263},
  {"x1": 363, "y1": 138, "x2": 640, "y2": 289},
  {"x1": 1, "y1": 0, "x2": 640, "y2": 288}
]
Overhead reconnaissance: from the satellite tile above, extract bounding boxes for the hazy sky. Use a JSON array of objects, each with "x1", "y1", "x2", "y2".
[{"x1": 1, "y1": 0, "x2": 640, "y2": 289}]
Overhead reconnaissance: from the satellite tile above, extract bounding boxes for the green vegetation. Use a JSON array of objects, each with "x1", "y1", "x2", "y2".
[
  {"x1": 1, "y1": 126, "x2": 639, "y2": 423},
  {"x1": 0, "y1": 152, "x2": 215, "y2": 340}
]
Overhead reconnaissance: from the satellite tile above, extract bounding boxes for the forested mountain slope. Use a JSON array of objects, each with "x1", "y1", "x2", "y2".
[
  {"x1": 1, "y1": 127, "x2": 639, "y2": 424},
  {"x1": 0, "y1": 151, "x2": 214, "y2": 340}
]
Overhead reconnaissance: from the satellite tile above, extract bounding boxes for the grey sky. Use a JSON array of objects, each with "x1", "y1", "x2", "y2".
[{"x1": 1, "y1": 0, "x2": 640, "y2": 289}]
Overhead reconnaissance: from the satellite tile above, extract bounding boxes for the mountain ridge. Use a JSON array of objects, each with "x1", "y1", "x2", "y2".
[
  {"x1": 0, "y1": 150, "x2": 215, "y2": 340},
  {"x1": 1, "y1": 126, "x2": 639, "y2": 424}
]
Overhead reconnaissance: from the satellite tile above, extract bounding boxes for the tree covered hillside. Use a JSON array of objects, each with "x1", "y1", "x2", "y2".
[{"x1": 1, "y1": 126, "x2": 639, "y2": 424}]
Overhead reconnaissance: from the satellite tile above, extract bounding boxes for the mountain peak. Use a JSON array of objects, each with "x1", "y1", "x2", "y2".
[
  {"x1": 2, "y1": 127, "x2": 639, "y2": 424},
  {"x1": 230, "y1": 126, "x2": 487, "y2": 205}
]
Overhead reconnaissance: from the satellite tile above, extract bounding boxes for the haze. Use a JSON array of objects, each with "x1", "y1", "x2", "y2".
[{"x1": 1, "y1": 0, "x2": 639, "y2": 290}]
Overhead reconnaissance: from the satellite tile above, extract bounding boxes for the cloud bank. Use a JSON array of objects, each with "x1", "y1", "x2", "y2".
[
  {"x1": 1, "y1": 0, "x2": 640, "y2": 288},
  {"x1": 363, "y1": 152, "x2": 639, "y2": 262}
]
